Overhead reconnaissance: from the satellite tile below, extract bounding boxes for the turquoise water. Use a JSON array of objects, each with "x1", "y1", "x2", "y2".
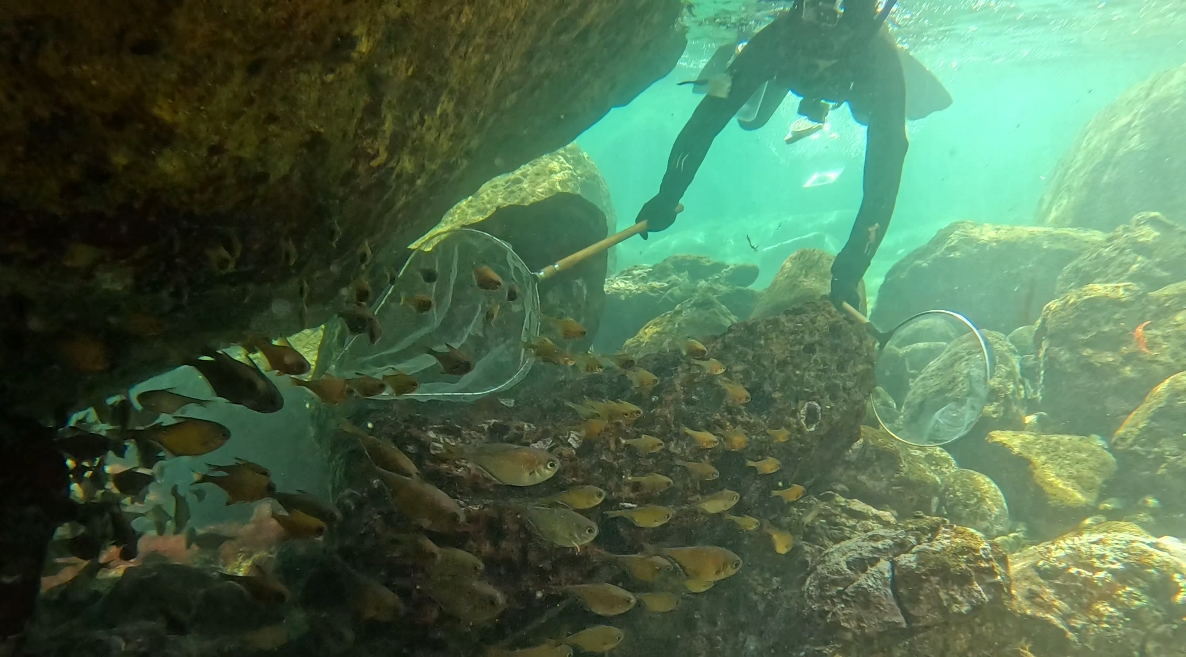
[{"x1": 580, "y1": 0, "x2": 1186, "y2": 290}]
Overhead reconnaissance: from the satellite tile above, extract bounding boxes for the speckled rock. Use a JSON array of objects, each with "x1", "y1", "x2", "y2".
[
  {"x1": 1037, "y1": 62, "x2": 1186, "y2": 232},
  {"x1": 976, "y1": 431, "x2": 1117, "y2": 537},
  {"x1": 413, "y1": 144, "x2": 614, "y2": 347},
  {"x1": 1057, "y1": 211, "x2": 1186, "y2": 294},
  {"x1": 831, "y1": 426, "x2": 1010, "y2": 536},
  {"x1": 1011, "y1": 523, "x2": 1186, "y2": 657},
  {"x1": 596, "y1": 255, "x2": 759, "y2": 352},
  {"x1": 621, "y1": 292, "x2": 738, "y2": 358},
  {"x1": 0, "y1": 1, "x2": 686, "y2": 418},
  {"x1": 1035, "y1": 281, "x2": 1186, "y2": 436},
  {"x1": 1110, "y1": 371, "x2": 1186, "y2": 511},
  {"x1": 752, "y1": 248, "x2": 849, "y2": 319},
  {"x1": 871, "y1": 221, "x2": 1104, "y2": 333}
]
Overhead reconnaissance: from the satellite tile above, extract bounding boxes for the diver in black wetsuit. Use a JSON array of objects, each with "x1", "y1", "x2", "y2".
[{"x1": 635, "y1": 0, "x2": 951, "y2": 309}]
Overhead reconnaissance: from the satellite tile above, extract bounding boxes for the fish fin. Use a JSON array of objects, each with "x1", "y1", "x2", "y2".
[{"x1": 899, "y1": 48, "x2": 952, "y2": 120}]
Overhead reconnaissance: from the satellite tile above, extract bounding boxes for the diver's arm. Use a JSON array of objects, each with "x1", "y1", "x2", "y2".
[
  {"x1": 831, "y1": 37, "x2": 909, "y2": 308},
  {"x1": 636, "y1": 21, "x2": 785, "y2": 236}
]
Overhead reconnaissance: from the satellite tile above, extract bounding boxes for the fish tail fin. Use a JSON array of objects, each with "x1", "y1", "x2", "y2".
[{"x1": 184, "y1": 526, "x2": 197, "y2": 549}]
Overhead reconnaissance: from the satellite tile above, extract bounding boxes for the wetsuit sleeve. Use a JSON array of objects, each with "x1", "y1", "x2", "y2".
[
  {"x1": 830, "y1": 33, "x2": 909, "y2": 309},
  {"x1": 635, "y1": 20, "x2": 786, "y2": 235}
]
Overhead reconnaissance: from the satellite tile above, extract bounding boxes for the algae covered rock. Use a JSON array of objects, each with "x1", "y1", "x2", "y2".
[
  {"x1": 0, "y1": 0, "x2": 687, "y2": 418},
  {"x1": 1036, "y1": 281, "x2": 1186, "y2": 436},
  {"x1": 1037, "y1": 62, "x2": 1186, "y2": 232},
  {"x1": 831, "y1": 426, "x2": 1010, "y2": 536},
  {"x1": 1110, "y1": 371, "x2": 1186, "y2": 510},
  {"x1": 977, "y1": 431, "x2": 1116, "y2": 537},
  {"x1": 1011, "y1": 523, "x2": 1186, "y2": 657},
  {"x1": 597, "y1": 255, "x2": 759, "y2": 351},
  {"x1": 871, "y1": 221, "x2": 1104, "y2": 333},
  {"x1": 621, "y1": 292, "x2": 738, "y2": 358},
  {"x1": 752, "y1": 248, "x2": 843, "y2": 319},
  {"x1": 414, "y1": 144, "x2": 613, "y2": 346},
  {"x1": 1057, "y1": 211, "x2": 1186, "y2": 294}
]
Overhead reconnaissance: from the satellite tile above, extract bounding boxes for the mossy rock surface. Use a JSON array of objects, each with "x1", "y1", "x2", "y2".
[
  {"x1": 621, "y1": 292, "x2": 738, "y2": 358},
  {"x1": 1057, "y1": 211, "x2": 1186, "y2": 294},
  {"x1": 1110, "y1": 371, "x2": 1186, "y2": 511},
  {"x1": 0, "y1": 1, "x2": 685, "y2": 418},
  {"x1": 752, "y1": 248, "x2": 841, "y2": 319}
]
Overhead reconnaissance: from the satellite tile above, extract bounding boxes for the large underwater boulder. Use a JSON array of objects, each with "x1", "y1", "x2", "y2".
[
  {"x1": 621, "y1": 292, "x2": 738, "y2": 358},
  {"x1": 1057, "y1": 211, "x2": 1186, "y2": 294},
  {"x1": 413, "y1": 144, "x2": 614, "y2": 349},
  {"x1": 597, "y1": 255, "x2": 759, "y2": 352},
  {"x1": 1035, "y1": 281, "x2": 1186, "y2": 436},
  {"x1": 0, "y1": 1, "x2": 686, "y2": 418},
  {"x1": 1011, "y1": 523, "x2": 1186, "y2": 657},
  {"x1": 752, "y1": 248, "x2": 849, "y2": 319},
  {"x1": 1110, "y1": 371, "x2": 1186, "y2": 513},
  {"x1": 871, "y1": 221, "x2": 1104, "y2": 334},
  {"x1": 1037, "y1": 62, "x2": 1186, "y2": 232}
]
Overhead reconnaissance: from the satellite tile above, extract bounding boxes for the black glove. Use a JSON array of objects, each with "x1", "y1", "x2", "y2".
[{"x1": 635, "y1": 196, "x2": 681, "y2": 240}]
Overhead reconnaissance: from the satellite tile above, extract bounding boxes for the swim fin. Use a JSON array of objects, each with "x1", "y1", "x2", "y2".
[{"x1": 898, "y1": 49, "x2": 952, "y2": 120}]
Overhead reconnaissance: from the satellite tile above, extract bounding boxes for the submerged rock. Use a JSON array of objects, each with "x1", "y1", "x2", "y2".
[
  {"x1": 1037, "y1": 62, "x2": 1186, "y2": 232},
  {"x1": 752, "y1": 248, "x2": 846, "y2": 319},
  {"x1": 621, "y1": 293, "x2": 738, "y2": 358},
  {"x1": 1057, "y1": 211, "x2": 1186, "y2": 294},
  {"x1": 977, "y1": 431, "x2": 1117, "y2": 537},
  {"x1": 0, "y1": 1, "x2": 687, "y2": 418},
  {"x1": 1011, "y1": 523, "x2": 1186, "y2": 657},
  {"x1": 871, "y1": 221, "x2": 1104, "y2": 334},
  {"x1": 597, "y1": 255, "x2": 758, "y2": 351},
  {"x1": 1035, "y1": 281, "x2": 1186, "y2": 436},
  {"x1": 1110, "y1": 371, "x2": 1186, "y2": 512}
]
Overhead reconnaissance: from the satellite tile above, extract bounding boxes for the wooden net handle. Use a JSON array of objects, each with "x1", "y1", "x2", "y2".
[{"x1": 536, "y1": 221, "x2": 649, "y2": 281}]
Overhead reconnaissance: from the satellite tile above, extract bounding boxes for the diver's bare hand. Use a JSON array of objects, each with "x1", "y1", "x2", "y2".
[{"x1": 635, "y1": 197, "x2": 683, "y2": 240}]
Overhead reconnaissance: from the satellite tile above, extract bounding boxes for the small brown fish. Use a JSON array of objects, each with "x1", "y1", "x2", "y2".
[
  {"x1": 339, "y1": 302, "x2": 382, "y2": 344},
  {"x1": 725, "y1": 514, "x2": 761, "y2": 531},
  {"x1": 188, "y1": 351, "x2": 283, "y2": 413},
  {"x1": 746, "y1": 457, "x2": 781, "y2": 475},
  {"x1": 719, "y1": 380, "x2": 751, "y2": 405},
  {"x1": 375, "y1": 469, "x2": 464, "y2": 532},
  {"x1": 133, "y1": 418, "x2": 231, "y2": 456},
  {"x1": 561, "y1": 626, "x2": 624, "y2": 654},
  {"x1": 692, "y1": 358, "x2": 726, "y2": 375},
  {"x1": 427, "y1": 344, "x2": 474, "y2": 376},
  {"x1": 607, "y1": 505, "x2": 674, "y2": 528},
  {"x1": 525, "y1": 336, "x2": 574, "y2": 366},
  {"x1": 473, "y1": 265, "x2": 504, "y2": 290},
  {"x1": 185, "y1": 527, "x2": 235, "y2": 551},
  {"x1": 684, "y1": 339, "x2": 708, "y2": 360},
  {"x1": 659, "y1": 545, "x2": 743, "y2": 582},
  {"x1": 563, "y1": 583, "x2": 637, "y2": 616},
  {"x1": 419, "y1": 268, "x2": 439, "y2": 283},
  {"x1": 762, "y1": 522, "x2": 795, "y2": 554},
  {"x1": 675, "y1": 460, "x2": 719, "y2": 481},
  {"x1": 622, "y1": 435, "x2": 665, "y2": 455},
  {"x1": 222, "y1": 563, "x2": 289, "y2": 604},
  {"x1": 682, "y1": 427, "x2": 720, "y2": 449},
  {"x1": 766, "y1": 428, "x2": 792, "y2": 443},
  {"x1": 771, "y1": 484, "x2": 806, "y2": 502},
  {"x1": 485, "y1": 302, "x2": 503, "y2": 327},
  {"x1": 520, "y1": 505, "x2": 598, "y2": 548},
  {"x1": 349, "y1": 572, "x2": 404, "y2": 622},
  {"x1": 291, "y1": 375, "x2": 351, "y2": 404},
  {"x1": 626, "y1": 367, "x2": 658, "y2": 389},
  {"x1": 403, "y1": 294, "x2": 435, "y2": 313},
  {"x1": 382, "y1": 371, "x2": 419, "y2": 396},
  {"x1": 548, "y1": 317, "x2": 587, "y2": 340},
  {"x1": 544, "y1": 485, "x2": 606, "y2": 510},
  {"x1": 112, "y1": 468, "x2": 154, "y2": 497},
  {"x1": 506, "y1": 283, "x2": 520, "y2": 302},
  {"x1": 572, "y1": 353, "x2": 604, "y2": 374},
  {"x1": 566, "y1": 399, "x2": 643, "y2": 423},
  {"x1": 427, "y1": 546, "x2": 485, "y2": 582},
  {"x1": 346, "y1": 375, "x2": 387, "y2": 398},
  {"x1": 423, "y1": 577, "x2": 506, "y2": 623},
  {"x1": 171, "y1": 485, "x2": 190, "y2": 533},
  {"x1": 245, "y1": 338, "x2": 310, "y2": 376},
  {"x1": 723, "y1": 428, "x2": 749, "y2": 451},
  {"x1": 350, "y1": 428, "x2": 419, "y2": 477},
  {"x1": 352, "y1": 277, "x2": 372, "y2": 305},
  {"x1": 55, "y1": 430, "x2": 126, "y2": 461},
  {"x1": 271, "y1": 508, "x2": 326, "y2": 539},
  {"x1": 610, "y1": 353, "x2": 637, "y2": 370},
  {"x1": 582, "y1": 418, "x2": 609, "y2": 439},
  {"x1": 625, "y1": 473, "x2": 673, "y2": 495},
  {"x1": 684, "y1": 578, "x2": 715, "y2": 593},
  {"x1": 604, "y1": 553, "x2": 675, "y2": 583},
  {"x1": 273, "y1": 490, "x2": 342, "y2": 524},
  {"x1": 637, "y1": 591, "x2": 681, "y2": 613},
  {"x1": 136, "y1": 389, "x2": 209, "y2": 415},
  {"x1": 692, "y1": 489, "x2": 740, "y2": 514},
  {"x1": 445, "y1": 443, "x2": 559, "y2": 487},
  {"x1": 196, "y1": 459, "x2": 274, "y2": 505}
]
